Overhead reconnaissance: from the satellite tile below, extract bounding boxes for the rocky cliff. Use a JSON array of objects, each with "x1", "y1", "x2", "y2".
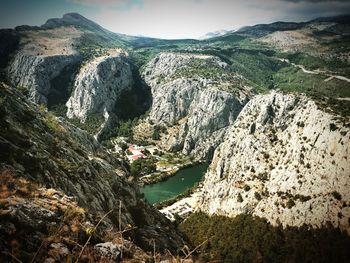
[
  {"x1": 7, "y1": 51, "x2": 81, "y2": 105},
  {"x1": 198, "y1": 91, "x2": 350, "y2": 233},
  {"x1": 66, "y1": 53, "x2": 133, "y2": 122},
  {"x1": 143, "y1": 52, "x2": 253, "y2": 159},
  {"x1": 0, "y1": 83, "x2": 186, "y2": 261}
]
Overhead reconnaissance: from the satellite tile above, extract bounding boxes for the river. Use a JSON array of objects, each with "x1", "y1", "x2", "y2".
[{"x1": 140, "y1": 163, "x2": 209, "y2": 205}]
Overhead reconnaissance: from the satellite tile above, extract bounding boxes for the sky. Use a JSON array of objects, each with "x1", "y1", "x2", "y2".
[{"x1": 0, "y1": 0, "x2": 349, "y2": 39}]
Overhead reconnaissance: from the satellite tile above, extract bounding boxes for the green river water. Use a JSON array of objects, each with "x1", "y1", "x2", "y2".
[{"x1": 140, "y1": 163, "x2": 209, "y2": 204}]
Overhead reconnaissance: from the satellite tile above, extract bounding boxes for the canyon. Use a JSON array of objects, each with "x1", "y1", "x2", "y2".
[{"x1": 0, "y1": 12, "x2": 349, "y2": 262}]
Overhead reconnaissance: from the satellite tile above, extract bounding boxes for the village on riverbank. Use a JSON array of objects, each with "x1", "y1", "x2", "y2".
[
  {"x1": 108, "y1": 138, "x2": 207, "y2": 221},
  {"x1": 110, "y1": 138, "x2": 200, "y2": 183}
]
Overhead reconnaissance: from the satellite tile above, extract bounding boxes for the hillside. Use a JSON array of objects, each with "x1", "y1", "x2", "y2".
[{"x1": 0, "y1": 83, "x2": 186, "y2": 262}]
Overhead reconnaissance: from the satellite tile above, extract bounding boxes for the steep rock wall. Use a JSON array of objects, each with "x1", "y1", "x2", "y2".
[
  {"x1": 66, "y1": 54, "x2": 134, "y2": 122},
  {"x1": 143, "y1": 52, "x2": 252, "y2": 159},
  {"x1": 198, "y1": 92, "x2": 350, "y2": 233},
  {"x1": 7, "y1": 51, "x2": 80, "y2": 104}
]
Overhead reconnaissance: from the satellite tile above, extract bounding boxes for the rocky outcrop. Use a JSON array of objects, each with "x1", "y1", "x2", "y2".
[
  {"x1": 7, "y1": 50, "x2": 80, "y2": 104},
  {"x1": 143, "y1": 52, "x2": 252, "y2": 159},
  {"x1": 66, "y1": 54, "x2": 133, "y2": 122},
  {"x1": 198, "y1": 91, "x2": 350, "y2": 233},
  {"x1": 0, "y1": 83, "x2": 186, "y2": 260}
]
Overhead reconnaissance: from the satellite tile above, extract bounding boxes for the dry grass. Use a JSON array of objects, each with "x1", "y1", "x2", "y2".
[
  {"x1": 21, "y1": 26, "x2": 83, "y2": 56},
  {"x1": 259, "y1": 30, "x2": 319, "y2": 52}
]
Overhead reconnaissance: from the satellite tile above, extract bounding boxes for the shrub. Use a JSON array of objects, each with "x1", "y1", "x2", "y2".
[
  {"x1": 263, "y1": 152, "x2": 270, "y2": 159},
  {"x1": 329, "y1": 123, "x2": 337, "y2": 131},
  {"x1": 332, "y1": 191, "x2": 342, "y2": 201},
  {"x1": 237, "y1": 193, "x2": 243, "y2": 202},
  {"x1": 286, "y1": 199, "x2": 296, "y2": 209},
  {"x1": 244, "y1": 184, "x2": 251, "y2": 192},
  {"x1": 130, "y1": 157, "x2": 157, "y2": 177},
  {"x1": 43, "y1": 111, "x2": 65, "y2": 134},
  {"x1": 254, "y1": 192, "x2": 262, "y2": 201}
]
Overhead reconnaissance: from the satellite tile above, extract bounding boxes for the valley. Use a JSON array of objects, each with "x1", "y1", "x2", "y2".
[{"x1": 0, "y1": 11, "x2": 350, "y2": 262}]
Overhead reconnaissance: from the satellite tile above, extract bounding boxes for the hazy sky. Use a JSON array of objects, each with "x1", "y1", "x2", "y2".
[{"x1": 0, "y1": 0, "x2": 349, "y2": 39}]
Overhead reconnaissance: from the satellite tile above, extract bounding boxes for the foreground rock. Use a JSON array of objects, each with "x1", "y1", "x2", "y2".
[
  {"x1": 0, "y1": 83, "x2": 186, "y2": 261},
  {"x1": 198, "y1": 91, "x2": 350, "y2": 233}
]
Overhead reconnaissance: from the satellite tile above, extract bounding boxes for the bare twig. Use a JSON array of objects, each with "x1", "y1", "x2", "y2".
[
  {"x1": 118, "y1": 226, "x2": 137, "y2": 234},
  {"x1": 75, "y1": 209, "x2": 113, "y2": 263},
  {"x1": 183, "y1": 239, "x2": 208, "y2": 261},
  {"x1": 2, "y1": 251, "x2": 23, "y2": 263},
  {"x1": 153, "y1": 239, "x2": 156, "y2": 263},
  {"x1": 30, "y1": 240, "x2": 45, "y2": 263},
  {"x1": 119, "y1": 200, "x2": 123, "y2": 259},
  {"x1": 165, "y1": 248, "x2": 177, "y2": 261}
]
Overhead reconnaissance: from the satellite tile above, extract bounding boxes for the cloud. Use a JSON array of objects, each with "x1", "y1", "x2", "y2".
[
  {"x1": 67, "y1": 0, "x2": 143, "y2": 10},
  {"x1": 67, "y1": 0, "x2": 350, "y2": 39}
]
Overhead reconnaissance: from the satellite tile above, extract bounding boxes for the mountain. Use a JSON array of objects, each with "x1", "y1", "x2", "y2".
[
  {"x1": 198, "y1": 29, "x2": 231, "y2": 40},
  {"x1": 42, "y1": 13, "x2": 111, "y2": 33},
  {"x1": 0, "y1": 12, "x2": 350, "y2": 262}
]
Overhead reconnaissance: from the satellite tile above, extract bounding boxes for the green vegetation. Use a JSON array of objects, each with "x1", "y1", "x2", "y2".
[
  {"x1": 130, "y1": 157, "x2": 157, "y2": 177},
  {"x1": 49, "y1": 103, "x2": 67, "y2": 117},
  {"x1": 69, "y1": 113, "x2": 105, "y2": 134},
  {"x1": 237, "y1": 193, "x2": 243, "y2": 202},
  {"x1": 39, "y1": 104, "x2": 65, "y2": 134},
  {"x1": 152, "y1": 124, "x2": 167, "y2": 140},
  {"x1": 229, "y1": 49, "x2": 284, "y2": 91},
  {"x1": 114, "y1": 118, "x2": 138, "y2": 139},
  {"x1": 254, "y1": 192, "x2": 262, "y2": 201},
  {"x1": 282, "y1": 52, "x2": 350, "y2": 76},
  {"x1": 17, "y1": 85, "x2": 29, "y2": 96},
  {"x1": 179, "y1": 212, "x2": 350, "y2": 263},
  {"x1": 129, "y1": 48, "x2": 160, "y2": 69},
  {"x1": 171, "y1": 58, "x2": 230, "y2": 81},
  {"x1": 273, "y1": 66, "x2": 350, "y2": 98},
  {"x1": 286, "y1": 199, "x2": 296, "y2": 209}
]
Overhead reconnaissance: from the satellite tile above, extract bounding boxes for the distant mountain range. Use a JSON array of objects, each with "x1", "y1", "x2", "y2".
[{"x1": 198, "y1": 29, "x2": 232, "y2": 40}]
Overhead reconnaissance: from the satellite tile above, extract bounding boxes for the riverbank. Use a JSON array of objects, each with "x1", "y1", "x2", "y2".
[
  {"x1": 140, "y1": 163, "x2": 208, "y2": 205},
  {"x1": 155, "y1": 183, "x2": 198, "y2": 209},
  {"x1": 159, "y1": 184, "x2": 204, "y2": 222}
]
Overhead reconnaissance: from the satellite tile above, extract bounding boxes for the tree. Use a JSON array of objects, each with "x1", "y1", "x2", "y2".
[{"x1": 130, "y1": 157, "x2": 157, "y2": 177}]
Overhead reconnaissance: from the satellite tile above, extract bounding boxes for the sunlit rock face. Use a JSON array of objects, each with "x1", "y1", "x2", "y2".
[
  {"x1": 198, "y1": 91, "x2": 350, "y2": 234},
  {"x1": 66, "y1": 54, "x2": 133, "y2": 122},
  {"x1": 143, "y1": 52, "x2": 253, "y2": 159}
]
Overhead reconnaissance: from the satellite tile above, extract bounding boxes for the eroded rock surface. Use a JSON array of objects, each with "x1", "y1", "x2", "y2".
[
  {"x1": 66, "y1": 53, "x2": 133, "y2": 122},
  {"x1": 198, "y1": 91, "x2": 350, "y2": 233},
  {"x1": 143, "y1": 52, "x2": 253, "y2": 159}
]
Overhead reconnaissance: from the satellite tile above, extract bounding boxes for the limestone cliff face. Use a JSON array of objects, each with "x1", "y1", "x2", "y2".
[
  {"x1": 7, "y1": 51, "x2": 80, "y2": 104},
  {"x1": 143, "y1": 52, "x2": 252, "y2": 159},
  {"x1": 66, "y1": 54, "x2": 133, "y2": 122},
  {"x1": 198, "y1": 91, "x2": 350, "y2": 233}
]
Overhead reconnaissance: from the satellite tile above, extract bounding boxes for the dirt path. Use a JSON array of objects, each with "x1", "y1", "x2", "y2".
[{"x1": 278, "y1": 58, "x2": 350, "y2": 83}]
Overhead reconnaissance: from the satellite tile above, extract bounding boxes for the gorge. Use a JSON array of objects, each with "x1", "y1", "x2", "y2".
[{"x1": 0, "y1": 11, "x2": 350, "y2": 262}]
